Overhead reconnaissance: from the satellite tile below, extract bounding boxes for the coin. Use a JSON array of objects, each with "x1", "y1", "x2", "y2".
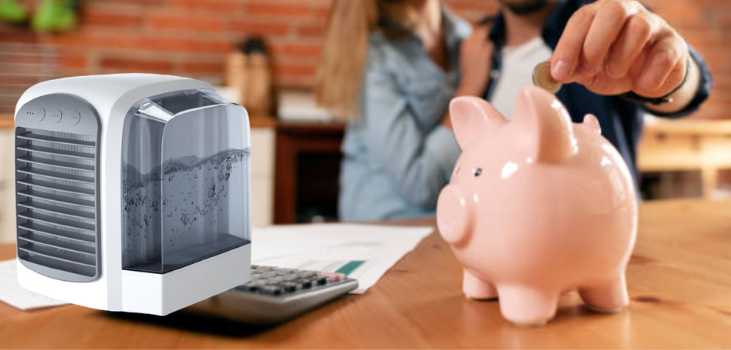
[{"x1": 532, "y1": 61, "x2": 562, "y2": 94}]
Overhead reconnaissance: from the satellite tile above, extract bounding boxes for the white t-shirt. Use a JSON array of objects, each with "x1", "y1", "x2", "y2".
[{"x1": 490, "y1": 36, "x2": 553, "y2": 120}]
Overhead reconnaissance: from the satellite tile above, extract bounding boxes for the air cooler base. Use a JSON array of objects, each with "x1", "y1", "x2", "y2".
[
  {"x1": 121, "y1": 244, "x2": 251, "y2": 316},
  {"x1": 17, "y1": 244, "x2": 251, "y2": 315}
]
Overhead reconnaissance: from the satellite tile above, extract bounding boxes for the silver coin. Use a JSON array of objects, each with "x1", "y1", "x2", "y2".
[{"x1": 532, "y1": 61, "x2": 562, "y2": 94}]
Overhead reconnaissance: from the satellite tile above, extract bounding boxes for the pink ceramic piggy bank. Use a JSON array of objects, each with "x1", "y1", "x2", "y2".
[{"x1": 437, "y1": 86, "x2": 638, "y2": 326}]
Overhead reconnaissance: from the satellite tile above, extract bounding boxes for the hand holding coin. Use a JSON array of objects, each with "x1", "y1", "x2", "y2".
[
  {"x1": 533, "y1": 61, "x2": 563, "y2": 94},
  {"x1": 549, "y1": 0, "x2": 691, "y2": 99}
]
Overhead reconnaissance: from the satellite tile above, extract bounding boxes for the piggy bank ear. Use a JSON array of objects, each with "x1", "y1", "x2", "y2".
[
  {"x1": 583, "y1": 114, "x2": 602, "y2": 134},
  {"x1": 512, "y1": 87, "x2": 578, "y2": 163},
  {"x1": 449, "y1": 97, "x2": 507, "y2": 149}
]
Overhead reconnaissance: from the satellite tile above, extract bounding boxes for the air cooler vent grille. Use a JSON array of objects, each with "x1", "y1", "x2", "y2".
[{"x1": 15, "y1": 128, "x2": 100, "y2": 282}]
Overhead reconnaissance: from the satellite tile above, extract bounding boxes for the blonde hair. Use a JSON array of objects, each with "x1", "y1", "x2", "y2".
[{"x1": 315, "y1": 0, "x2": 414, "y2": 119}]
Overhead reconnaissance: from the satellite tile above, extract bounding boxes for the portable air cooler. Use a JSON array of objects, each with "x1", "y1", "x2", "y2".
[{"x1": 13, "y1": 74, "x2": 252, "y2": 316}]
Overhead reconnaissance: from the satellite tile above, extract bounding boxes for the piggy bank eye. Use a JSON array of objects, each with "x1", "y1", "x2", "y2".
[
  {"x1": 455, "y1": 166, "x2": 460, "y2": 175},
  {"x1": 473, "y1": 168, "x2": 482, "y2": 177}
]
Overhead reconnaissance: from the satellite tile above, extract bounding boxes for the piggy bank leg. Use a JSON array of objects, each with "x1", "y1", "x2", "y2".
[
  {"x1": 463, "y1": 269, "x2": 498, "y2": 300},
  {"x1": 497, "y1": 286, "x2": 560, "y2": 326},
  {"x1": 579, "y1": 274, "x2": 629, "y2": 313}
]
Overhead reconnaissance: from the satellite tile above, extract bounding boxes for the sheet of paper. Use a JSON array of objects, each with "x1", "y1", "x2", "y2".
[
  {"x1": 252, "y1": 224, "x2": 433, "y2": 294},
  {"x1": 0, "y1": 259, "x2": 68, "y2": 310}
]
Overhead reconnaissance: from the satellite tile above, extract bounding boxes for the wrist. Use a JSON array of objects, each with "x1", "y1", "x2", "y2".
[
  {"x1": 625, "y1": 52, "x2": 694, "y2": 106},
  {"x1": 455, "y1": 84, "x2": 485, "y2": 97},
  {"x1": 641, "y1": 55, "x2": 702, "y2": 114}
]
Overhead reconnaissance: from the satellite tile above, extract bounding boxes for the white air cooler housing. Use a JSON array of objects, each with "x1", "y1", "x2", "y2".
[{"x1": 14, "y1": 74, "x2": 252, "y2": 316}]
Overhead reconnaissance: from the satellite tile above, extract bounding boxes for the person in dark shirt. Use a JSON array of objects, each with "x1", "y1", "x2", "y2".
[{"x1": 455, "y1": 0, "x2": 713, "y2": 185}]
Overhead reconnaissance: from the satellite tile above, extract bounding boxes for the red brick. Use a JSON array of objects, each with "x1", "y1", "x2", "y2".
[
  {"x1": 0, "y1": 31, "x2": 39, "y2": 43},
  {"x1": 296, "y1": 24, "x2": 326, "y2": 38},
  {"x1": 149, "y1": 14, "x2": 223, "y2": 32},
  {"x1": 100, "y1": 57, "x2": 174, "y2": 73},
  {"x1": 446, "y1": 0, "x2": 500, "y2": 13},
  {"x1": 169, "y1": 0, "x2": 241, "y2": 12},
  {"x1": 0, "y1": 52, "x2": 45, "y2": 64},
  {"x1": 312, "y1": 7, "x2": 330, "y2": 20},
  {"x1": 82, "y1": 9, "x2": 143, "y2": 28},
  {"x1": 181, "y1": 61, "x2": 225, "y2": 74},
  {"x1": 41, "y1": 32, "x2": 139, "y2": 49},
  {"x1": 137, "y1": 37, "x2": 231, "y2": 53},
  {"x1": 300, "y1": 0, "x2": 333, "y2": 9},
  {"x1": 0, "y1": 75, "x2": 43, "y2": 86},
  {"x1": 229, "y1": 20, "x2": 290, "y2": 36},
  {"x1": 245, "y1": 3, "x2": 313, "y2": 18},
  {"x1": 58, "y1": 53, "x2": 87, "y2": 69},
  {"x1": 0, "y1": 63, "x2": 45, "y2": 75},
  {"x1": 94, "y1": 0, "x2": 165, "y2": 5}
]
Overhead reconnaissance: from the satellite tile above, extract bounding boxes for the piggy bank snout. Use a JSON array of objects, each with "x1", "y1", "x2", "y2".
[{"x1": 437, "y1": 185, "x2": 473, "y2": 246}]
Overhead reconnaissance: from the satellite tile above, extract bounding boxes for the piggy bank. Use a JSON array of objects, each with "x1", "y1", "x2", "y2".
[{"x1": 436, "y1": 86, "x2": 638, "y2": 326}]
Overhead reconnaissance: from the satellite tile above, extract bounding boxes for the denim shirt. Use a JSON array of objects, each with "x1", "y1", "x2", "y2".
[
  {"x1": 339, "y1": 10, "x2": 471, "y2": 221},
  {"x1": 483, "y1": 0, "x2": 713, "y2": 184}
]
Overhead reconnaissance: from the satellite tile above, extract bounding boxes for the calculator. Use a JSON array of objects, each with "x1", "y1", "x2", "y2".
[{"x1": 187, "y1": 265, "x2": 358, "y2": 324}]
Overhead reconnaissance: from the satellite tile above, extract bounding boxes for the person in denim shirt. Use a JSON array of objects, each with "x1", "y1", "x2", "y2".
[{"x1": 316, "y1": 0, "x2": 492, "y2": 221}]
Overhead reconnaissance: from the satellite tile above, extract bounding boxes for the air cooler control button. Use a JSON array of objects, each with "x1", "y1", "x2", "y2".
[
  {"x1": 36, "y1": 108, "x2": 46, "y2": 121},
  {"x1": 51, "y1": 109, "x2": 62, "y2": 123},
  {"x1": 66, "y1": 111, "x2": 81, "y2": 125}
]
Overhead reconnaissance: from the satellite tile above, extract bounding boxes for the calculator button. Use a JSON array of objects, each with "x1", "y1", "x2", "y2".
[
  {"x1": 261, "y1": 286, "x2": 283, "y2": 295},
  {"x1": 282, "y1": 283, "x2": 298, "y2": 293},
  {"x1": 322, "y1": 272, "x2": 345, "y2": 282}
]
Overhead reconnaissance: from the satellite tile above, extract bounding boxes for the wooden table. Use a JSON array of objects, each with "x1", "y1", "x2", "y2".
[{"x1": 2, "y1": 199, "x2": 731, "y2": 348}]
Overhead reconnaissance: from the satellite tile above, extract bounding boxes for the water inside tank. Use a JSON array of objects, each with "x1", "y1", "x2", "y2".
[{"x1": 121, "y1": 89, "x2": 251, "y2": 274}]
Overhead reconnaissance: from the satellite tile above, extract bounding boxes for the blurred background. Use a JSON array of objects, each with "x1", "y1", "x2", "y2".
[{"x1": 1, "y1": 0, "x2": 730, "y2": 240}]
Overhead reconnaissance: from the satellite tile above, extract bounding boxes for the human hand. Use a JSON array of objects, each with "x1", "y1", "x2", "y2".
[
  {"x1": 550, "y1": 0, "x2": 690, "y2": 99},
  {"x1": 457, "y1": 24, "x2": 493, "y2": 97}
]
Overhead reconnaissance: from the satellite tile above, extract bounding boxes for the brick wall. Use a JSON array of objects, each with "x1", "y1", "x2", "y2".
[{"x1": 0, "y1": 0, "x2": 729, "y2": 119}]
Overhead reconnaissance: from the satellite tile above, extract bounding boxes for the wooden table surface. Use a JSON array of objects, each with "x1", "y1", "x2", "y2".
[{"x1": 2, "y1": 199, "x2": 731, "y2": 348}]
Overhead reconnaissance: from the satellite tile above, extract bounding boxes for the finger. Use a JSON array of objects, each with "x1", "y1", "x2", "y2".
[
  {"x1": 582, "y1": 0, "x2": 643, "y2": 77},
  {"x1": 551, "y1": 4, "x2": 598, "y2": 82},
  {"x1": 636, "y1": 33, "x2": 684, "y2": 93},
  {"x1": 657, "y1": 60, "x2": 686, "y2": 95},
  {"x1": 606, "y1": 11, "x2": 658, "y2": 79},
  {"x1": 628, "y1": 45, "x2": 650, "y2": 81}
]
